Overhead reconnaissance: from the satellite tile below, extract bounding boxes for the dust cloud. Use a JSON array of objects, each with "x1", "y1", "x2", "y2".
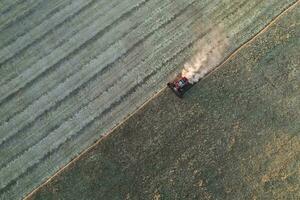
[{"x1": 182, "y1": 27, "x2": 229, "y2": 84}]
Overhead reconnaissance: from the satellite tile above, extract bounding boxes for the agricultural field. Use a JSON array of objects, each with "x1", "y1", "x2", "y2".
[
  {"x1": 28, "y1": 2, "x2": 300, "y2": 199},
  {"x1": 0, "y1": 0, "x2": 298, "y2": 199}
]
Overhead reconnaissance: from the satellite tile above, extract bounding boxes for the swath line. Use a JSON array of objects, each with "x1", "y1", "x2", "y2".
[{"x1": 23, "y1": 1, "x2": 299, "y2": 199}]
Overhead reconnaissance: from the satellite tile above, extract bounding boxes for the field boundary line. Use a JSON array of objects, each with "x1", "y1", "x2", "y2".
[{"x1": 24, "y1": 1, "x2": 299, "y2": 199}]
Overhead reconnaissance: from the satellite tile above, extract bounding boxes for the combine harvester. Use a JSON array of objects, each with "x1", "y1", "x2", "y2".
[{"x1": 167, "y1": 75, "x2": 193, "y2": 98}]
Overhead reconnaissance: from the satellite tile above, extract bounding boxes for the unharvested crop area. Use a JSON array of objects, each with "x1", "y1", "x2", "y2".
[{"x1": 0, "y1": 0, "x2": 298, "y2": 199}]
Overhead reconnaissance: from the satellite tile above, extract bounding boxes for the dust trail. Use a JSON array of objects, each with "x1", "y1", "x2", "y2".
[{"x1": 182, "y1": 26, "x2": 229, "y2": 84}]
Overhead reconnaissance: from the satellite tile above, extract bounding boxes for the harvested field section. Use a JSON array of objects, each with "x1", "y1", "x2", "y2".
[
  {"x1": 0, "y1": 0, "x2": 44, "y2": 32},
  {"x1": 0, "y1": 0, "x2": 298, "y2": 199}
]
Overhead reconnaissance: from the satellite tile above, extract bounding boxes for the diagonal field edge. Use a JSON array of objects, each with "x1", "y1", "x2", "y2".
[{"x1": 23, "y1": 1, "x2": 299, "y2": 199}]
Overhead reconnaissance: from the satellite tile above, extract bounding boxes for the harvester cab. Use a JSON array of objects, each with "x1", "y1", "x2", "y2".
[{"x1": 167, "y1": 76, "x2": 192, "y2": 98}]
